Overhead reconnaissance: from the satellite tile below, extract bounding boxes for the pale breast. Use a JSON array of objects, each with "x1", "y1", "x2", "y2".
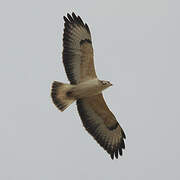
[{"x1": 68, "y1": 79, "x2": 103, "y2": 99}]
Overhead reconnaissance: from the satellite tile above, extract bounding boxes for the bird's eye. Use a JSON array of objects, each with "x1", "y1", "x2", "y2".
[{"x1": 101, "y1": 81, "x2": 107, "y2": 85}]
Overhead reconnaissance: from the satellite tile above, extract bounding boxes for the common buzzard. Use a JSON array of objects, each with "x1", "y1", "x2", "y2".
[{"x1": 51, "y1": 13, "x2": 126, "y2": 159}]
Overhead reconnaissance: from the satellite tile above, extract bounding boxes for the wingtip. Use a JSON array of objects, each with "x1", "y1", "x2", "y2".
[
  {"x1": 115, "y1": 150, "x2": 118, "y2": 159},
  {"x1": 121, "y1": 139, "x2": 125, "y2": 149},
  {"x1": 72, "y1": 12, "x2": 77, "y2": 19},
  {"x1": 63, "y1": 12, "x2": 90, "y2": 35},
  {"x1": 119, "y1": 148, "x2": 123, "y2": 156},
  {"x1": 63, "y1": 16, "x2": 69, "y2": 23},
  {"x1": 85, "y1": 23, "x2": 90, "y2": 33},
  {"x1": 67, "y1": 13, "x2": 71, "y2": 17},
  {"x1": 110, "y1": 153, "x2": 114, "y2": 160},
  {"x1": 122, "y1": 129, "x2": 126, "y2": 139}
]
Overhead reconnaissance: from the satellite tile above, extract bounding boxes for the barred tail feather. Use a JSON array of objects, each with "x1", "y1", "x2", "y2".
[{"x1": 51, "y1": 81, "x2": 75, "y2": 111}]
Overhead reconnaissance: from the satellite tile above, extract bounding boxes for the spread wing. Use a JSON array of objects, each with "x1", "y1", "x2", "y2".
[
  {"x1": 63, "y1": 13, "x2": 97, "y2": 84},
  {"x1": 77, "y1": 94, "x2": 126, "y2": 159}
]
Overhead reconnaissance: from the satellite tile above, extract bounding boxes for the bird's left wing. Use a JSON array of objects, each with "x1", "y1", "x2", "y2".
[
  {"x1": 63, "y1": 13, "x2": 97, "y2": 84},
  {"x1": 77, "y1": 94, "x2": 126, "y2": 159}
]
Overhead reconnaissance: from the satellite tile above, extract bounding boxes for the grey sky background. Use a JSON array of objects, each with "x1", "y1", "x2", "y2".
[{"x1": 1, "y1": 0, "x2": 180, "y2": 179}]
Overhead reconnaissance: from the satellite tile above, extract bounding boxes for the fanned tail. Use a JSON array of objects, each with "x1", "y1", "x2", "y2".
[{"x1": 51, "y1": 81, "x2": 75, "y2": 111}]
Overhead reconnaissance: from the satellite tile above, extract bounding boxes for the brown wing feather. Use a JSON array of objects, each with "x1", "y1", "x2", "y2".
[
  {"x1": 77, "y1": 94, "x2": 126, "y2": 159},
  {"x1": 63, "y1": 13, "x2": 97, "y2": 84},
  {"x1": 80, "y1": 40, "x2": 97, "y2": 82}
]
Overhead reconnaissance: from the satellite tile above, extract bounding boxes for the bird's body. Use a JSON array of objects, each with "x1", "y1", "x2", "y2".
[
  {"x1": 51, "y1": 13, "x2": 126, "y2": 159},
  {"x1": 67, "y1": 79, "x2": 111, "y2": 99}
]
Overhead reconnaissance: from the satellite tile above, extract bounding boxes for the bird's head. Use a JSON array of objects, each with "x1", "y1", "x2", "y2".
[{"x1": 100, "y1": 80, "x2": 113, "y2": 89}]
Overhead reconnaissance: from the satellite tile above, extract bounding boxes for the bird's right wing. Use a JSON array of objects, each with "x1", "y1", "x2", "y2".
[
  {"x1": 77, "y1": 94, "x2": 126, "y2": 159},
  {"x1": 63, "y1": 13, "x2": 97, "y2": 84}
]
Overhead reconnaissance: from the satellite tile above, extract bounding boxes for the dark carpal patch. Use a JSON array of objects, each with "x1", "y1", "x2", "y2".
[
  {"x1": 80, "y1": 39, "x2": 92, "y2": 45},
  {"x1": 107, "y1": 122, "x2": 119, "y2": 131}
]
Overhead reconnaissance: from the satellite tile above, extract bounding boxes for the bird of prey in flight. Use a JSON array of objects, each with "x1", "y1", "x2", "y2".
[{"x1": 51, "y1": 12, "x2": 126, "y2": 159}]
